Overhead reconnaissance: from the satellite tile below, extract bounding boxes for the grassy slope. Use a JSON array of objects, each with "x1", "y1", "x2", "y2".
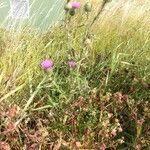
[{"x1": 0, "y1": 0, "x2": 150, "y2": 149}]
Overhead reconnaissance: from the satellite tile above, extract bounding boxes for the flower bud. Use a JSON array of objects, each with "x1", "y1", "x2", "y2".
[
  {"x1": 84, "y1": 2, "x2": 92, "y2": 12},
  {"x1": 69, "y1": 9, "x2": 76, "y2": 16},
  {"x1": 68, "y1": 60, "x2": 77, "y2": 68},
  {"x1": 64, "y1": 3, "x2": 72, "y2": 11}
]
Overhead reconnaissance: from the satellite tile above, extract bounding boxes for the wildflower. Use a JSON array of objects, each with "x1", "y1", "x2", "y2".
[
  {"x1": 68, "y1": 60, "x2": 77, "y2": 68},
  {"x1": 6, "y1": 105, "x2": 20, "y2": 118},
  {"x1": 27, "y1": 143, "x2": 39, "y2": 150},
  {"x1": 4, "y1": 122, "x2": 15, "y2": 133},
  {"x1": 100, "y1": 143, "x2": 106, "y2": 150},
  {"x1": 70, "y1": 2, "x2": 81, "y2": 9},
  {"x1": 75, "y1": 141, "x2": 82, "y2": 148},
  {"x1": 136, "y1": 144, "x2": 142, "y2": 150},
  {"x1": 41, "y1": 59, "x2": 54, "y2": 71},
  {"x1": 0, "y1": 142, "x2": 11, "y2": 150},
  {"x1": 111, "y1": 128, "x2": 117, "y2": 136}
]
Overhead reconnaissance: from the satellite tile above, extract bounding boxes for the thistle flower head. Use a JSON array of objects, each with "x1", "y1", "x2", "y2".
[
  {"x1": 41, "y1": 59, "x2": 54, "y2": 70},
  {"x1": 70, "y1": 2, "x2": 81, "y2": 9},
  {"x1": 68, "y1": 60, "x2": 77, "y2": 68}
]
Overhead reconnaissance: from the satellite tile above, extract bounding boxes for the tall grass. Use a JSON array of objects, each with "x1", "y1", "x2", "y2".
[{"x1": 0, "y1": 0, "x2": 149, "y2": 149}]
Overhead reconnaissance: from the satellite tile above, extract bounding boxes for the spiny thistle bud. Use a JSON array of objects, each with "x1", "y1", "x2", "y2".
[
  {"x1": 69, "y1": 9, "x2": 76, "y2": 16},
  {"x1": 64, "y1": 3, "x2": 72, "y2": 11},
  {"x1": 84, "y1": 2, "x2": 92, "y2": 12}
]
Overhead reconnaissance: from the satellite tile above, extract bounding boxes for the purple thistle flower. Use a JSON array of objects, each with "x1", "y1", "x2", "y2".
[
  {"x1": 70, "y1": 2, "x2": 81, "y2": 9},
  {"x1": 68, "y1": 60, "x2": 77, "y2": 68},
  {"x1": 41, "y1": 59, "x2": 54, "y2": 70}
]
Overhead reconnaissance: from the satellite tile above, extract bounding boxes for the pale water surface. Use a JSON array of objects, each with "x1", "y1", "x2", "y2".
[{"x1": 0, "y1": 0, "x2": 64, "y2": 31}]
